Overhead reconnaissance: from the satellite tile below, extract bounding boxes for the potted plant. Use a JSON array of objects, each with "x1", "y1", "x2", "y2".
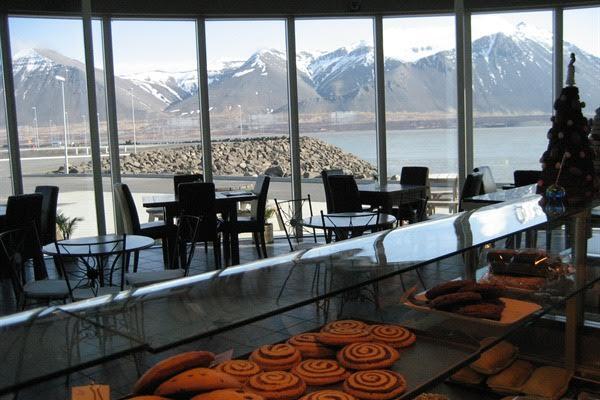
[
  {"x1": 263, "y1": 207, "x2": 276, "y2": 244},
  {"x1": 56, "y1": 211, "x2": 83, "y2": 240}
]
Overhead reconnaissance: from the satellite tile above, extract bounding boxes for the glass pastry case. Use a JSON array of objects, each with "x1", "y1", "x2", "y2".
[{"x1": 2, "y1": 193, "x2": 600, "y2": 400}]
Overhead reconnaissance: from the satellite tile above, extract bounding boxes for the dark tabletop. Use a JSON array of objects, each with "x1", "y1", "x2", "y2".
[
  {"x1": 301, "y1": 212, "x2": 397, "y2": 229},
  {"x1": 42, "y1": 234, "x2": 154, "y2": 257},
  {"x1": 465, "y1": 183, "x2": 537, "y2": 203},
  {"x1": 142, "y1": 191, "x2": 257, "y2": 208},
  {"x1": 357, "y1": 183, "x2": 426, "y2": 194}
]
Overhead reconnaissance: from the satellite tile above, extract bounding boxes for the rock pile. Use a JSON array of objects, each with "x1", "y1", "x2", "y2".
[{"x1": 75, "y1": 136, "x2": 377, "y2": 179}]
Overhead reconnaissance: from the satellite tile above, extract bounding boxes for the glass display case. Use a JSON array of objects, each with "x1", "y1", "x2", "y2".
[{"x1": 2, "y1": 193, "x2": 600, "y2": 399}]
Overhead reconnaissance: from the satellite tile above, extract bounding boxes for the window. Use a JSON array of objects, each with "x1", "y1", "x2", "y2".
[
  {"x1": 0, "y1": 45, "x2": 10, "y2": 203},
  {"x1": 472, "y1": 11, "x2": 553, "y2": 183}
]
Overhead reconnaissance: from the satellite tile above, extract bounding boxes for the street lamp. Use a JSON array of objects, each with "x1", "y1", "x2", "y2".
[
  {"x1": 130, "y1": 88, "x2": 137, "y2": 153},
  {"x1": 32, "y1": 106, "x2": 39, "y2": 149},
  {"x1": 237, "y1": 104, "x2": 242, "y2": 137},
  {"x1": 55, "y1": 75, "x2": 69, "y2": 174}
]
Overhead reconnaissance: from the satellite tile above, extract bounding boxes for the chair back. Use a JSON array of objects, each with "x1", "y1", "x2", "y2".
[
  {"x1": 514, "y1": 170, "x2": 541, "y2": 187},
  {"x1": 274, "y1": 195, "x2": 318, "y2": 251},
  {"x1": 35, "y1": 186, "x2": 59, "y2": 245},
  {"x1": 400, "y1": 166, "x2": 429, "y2": 187},
  {"x1": 173, "y1": 174, "x2": 204, "y2": 195},
  {"x1": 327, "y1": 175, "x2": 362, "y2": 213},
  {"x1": 5, "y1": 194, "x2": 45, "y2": 275},
  {"x1": 0, "y1": 228, "x2": 38, "y2": 301},
  {"x1": 172, "y1": 214, "x2": 202, "y2": 273},
  {"x1": 459, "y1": 173, "x2": 484, "y2": 211},
  {"x1": 320, "y1": 210, "x2": 380, "y2": 243},
  {"x1": 250, "y1": 175, "x2": 271, "y2": 224},
  {"x1": 321, "y1": 169, "x2": 344, "y2": 213},
  {"x1": 473, "y1": 166, "x2": 497, "y2": 194},
  {"x1": 177, "y1": 182, "x2": 218, "y2": 241},
  {"x1": 113, "y1": 183, "x2": 141, "y2": 234}
]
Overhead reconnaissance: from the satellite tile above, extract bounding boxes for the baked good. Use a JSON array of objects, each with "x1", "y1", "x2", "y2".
[
  {"x1": 126, "y1": 397, "x2": 171, "y2": 400},
  {"x1": 337, "y1": 342, "x2": 399, "y2": 370},
  {"x1": 450, "y1": 366, "x2": 485, "y2": 385},
  {"x1": 321, "y1": 320, "x2": 369, "y2": 332},
  {"x1": 317, "y1": 327, "x2": 371, "y2": 346},
  {"x1": 287, "y1": 333, "x2": 336, "y2": 359},
  {"x1": 191, "y1": 389, "x2": 265, "y2": 400},
  {"x1": 133, "y1": 351, "x2": 215, "y2": 394},
  {"x1": 343, "y1": 370, "x2": 406, "y2": 400},
  {"x1": 453, "y1": 300, "x2": 505, "y2": 320},
  {"x1": 250, "y1": 344, "x2": 302, "y2": 372},
  {"x1": 299, "y1": 390, "x2": 357, "y2": 399},
  {"x1": 291, "y1": 359, "x2": 349, "y2": 386},
  {"x1": 429, "y1": 291, "x2": 482, "y2": 310},
  {"x1": 425, "y1": 280, "x2": 474, "y2": 299},
  {"x1": 457, "y1": 282, "x2": 505, "y2": 299},
  {"x1": 414, "y1": 394, "x2": 449, "y2": 400},
  {"x1": 368, "y1": 325, "x2": 416, "y2": 348},
  {"x1": 470, "y1": 339, "x2": 518, "y2": 375},
  {"x1": 215, "y1": 360, "x2": 262, "y2": 383},
  {"x1": 479, "y1": 272, "x2": 546, "y2": 292},
  {"x1": 520, "y1": 366, "x2": 572, "y2": 400},
  {"x1": 486, "y1": 360, "x2": 534, "y2": 394},
  {"x1": 245, "y1": 371, "x2": 307, "y2": 400},
  {"x1": 154, "y1": 367, "x2": 241, "y2": 397}
]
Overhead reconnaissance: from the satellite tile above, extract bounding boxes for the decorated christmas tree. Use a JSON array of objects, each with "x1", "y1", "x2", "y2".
[
  {"x1": 537, "y1": 53, "x2": 598, "y2": 205},
  {"x1": 589, "y1": 107, "x2": 600, "y2": 178}
]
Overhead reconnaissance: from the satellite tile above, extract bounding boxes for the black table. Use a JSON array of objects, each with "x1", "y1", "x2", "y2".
[
  {"x1": 357, "y1": 183, "x2": 427, "y2": 213},
  {"x1": 42, "y1": 234, "x2": 154, "y2": 292},
  {"x1": 142, "y1": 191, "x2": 258, "y2": 266},
  {"x1": 461, "y1": 184, "x2": 537, "y2": 210},
  {"x1": 301, "y1": 212, "x2": 396, "y2": 241}
]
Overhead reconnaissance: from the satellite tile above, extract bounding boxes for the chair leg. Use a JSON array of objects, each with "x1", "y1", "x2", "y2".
[
  {"x1": 204, "y1": 241, "x2": 208, "y2": 254},
  {"x1": 133, "y1": 251, "x2": 140, "y2": 273},
  {"x1": 253, "y1": 232, "x2": 263, "y2": 259},
  {"x1": 223, "y1": 232, "x2": 231, "y2": 267},
  {"x1": 214, "y1": 237, "x2": 222, "y2": 269},
  {"x1": 260, "y1": 232, "x2": 268, "y2": 258}
]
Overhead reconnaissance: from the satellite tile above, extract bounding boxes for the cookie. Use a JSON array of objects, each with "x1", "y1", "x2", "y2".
[
  {"x1": 287, "y1": 333, "x2": 336, "y2": 359},
  {"x1": 317, "y1": 327, "x2": 371, "y2": 346},
  {"x1": 250, "y1": 344, "x2": 302, "y2": 372},
  {"x1": 245, "y1": 371, "x2": 307, "y2": 400},
  {"x1": 215, "y1": 360, "x2": 262, "y2": 383},
  {"x1": 321, "y1": 320, "x2": 369, "y2": 332},
  {"x1": 368, "y1": 325, "x2": 416, "y2": 348},
  {"x1": 191, "y1": 389, "x2": 265, "y2": 400},
  {"x1": 429, "y1": 291, "x2": 482, "y2": 310},
  {"x1": 133, "y1": 351, "x2": 215, "y2": 394},
  {"x1": 337, "y1": 342, "x2": 399, "y2": 370},
  {"x1": 457, "y1": 282, "x2": 505, "y2": 299},
  {"x1": 343, "y1": 370, "x2": 406, "y2": 400},
  {"x1": 299, "y1": 390, "x2": 357, "y2": 399},
  {"x1": 154, "y1": 367, "x2": 241, "y2": 397},
  {"x1": 454, "y1": 301, "x2": 505, "y2": 320},
  {"x1": 425, "y1": 280, "x2": 473, "y2": 300},
  {"x1": 291, "y1": 359, "x2": 349, "y2": 386}
]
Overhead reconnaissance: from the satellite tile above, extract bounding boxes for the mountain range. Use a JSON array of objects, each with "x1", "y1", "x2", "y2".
[{"x1": 8, "y1": 23, "x2": 600, "y2": 128}]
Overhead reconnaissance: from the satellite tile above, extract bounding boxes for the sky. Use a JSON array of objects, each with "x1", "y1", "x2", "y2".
[{"x1": 6, "y1": 8, "x2": 600, "y2": 75}]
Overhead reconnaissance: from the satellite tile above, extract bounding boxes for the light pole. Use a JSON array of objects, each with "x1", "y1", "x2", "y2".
[
  {"x1": 32, "y1": 106, "x2": 39, "y2": 149},
  {"x1": 55, "y1": 75, "x2": 69, "y2": 174},
  {"x1": 237, "y1": 104, "x2": 242, "y2": 137},
  {"x1": 130, "y1": 88, "x2": 137, "y2": 153}
]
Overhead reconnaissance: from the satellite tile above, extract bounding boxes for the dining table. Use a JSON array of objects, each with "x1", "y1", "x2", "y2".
[
  {"x1": 461, "y1": 183, "x2": 537, "y2": 211},
  {"x1": 142, "y1": 190, "x2": 258, "y2": 266},
  {"x1": 300, "y1": 212, "x2": 397, "y2": 241},
  {"x1": 357, "y1": 183, "x2": 428, "y2": 214}
]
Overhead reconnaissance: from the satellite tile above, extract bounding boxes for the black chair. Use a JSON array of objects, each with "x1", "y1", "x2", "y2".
[
  {"x1": 514, "y1": 170, "x2": 541, "y2": 187},
  {"x1": 0, "y1": 227, "x2": 71, "y2": 309},
  {"x1": 327, "y1": 175, "x2": 363, "y2": 213},
  {"x1": 459, "y1": 172, "x2": 484, "y2": 212},
  {"x1": 224, "y1": 175, "x2": 270, "y2": 260},
  {"x1": 393, "y1": 166, "x2": 429, "y2": 225},
  {"x1": 113, "y1": 183, "x2": 178, "y2": 270},
  {"x1": 173, "y1": 174, "x2": 204, "y2": 194},
  {"x1": 473, "y1": 166, "x2": 497, "y2": 194},
  {"x1": 321, "y1": 169, "x2": 344, "y2": 213},
  {"x1": 274, "y1": 195, "x2": 319, "y2": 251},
  {"x1": 34, "y1": 186, "x2": 59, "y2": 246}
]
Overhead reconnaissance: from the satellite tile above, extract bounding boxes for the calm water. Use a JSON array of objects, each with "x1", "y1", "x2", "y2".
[{"x1": 305, "y1": 125, "x2": 549, "y2": 183}]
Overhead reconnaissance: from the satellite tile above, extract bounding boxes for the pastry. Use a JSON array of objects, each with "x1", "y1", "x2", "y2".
[
  {"x1": 250, "y1": 344, "x2": 302, "y2": 372},
  {"x1": 486, "y1": 360, "x2": 534, "y2": 394},
  {"x1": 479, "y1": 272, "x2": 546, "y2": 292},
  {"x1": 133, "y1": 351, "x2": 215, "y2": 394},
  {"x1": 128, "y1": 397, "x2": 171, "y2": 400},
  {"x1": 154, "y1": 367, "x2": 241, "y2": 397},
  {"x1": 245, "y1": 371, "x2": 307, "y2": 400},
  {"x1": 337, "y1": 342, "x2": 399, "y2": 370},
  {"x1": 292, "y1": 359, "x2": 349, "y2": 386},
  {"x1": 429, "y1": 291, "x2": 482, "y2": 310},
  {"x1": 453, "y1": 300, "x2": 505, "y2": 320},
  {"x1": 321, "y1": 320, "x2": 369, "y2": 332},
  {"x1": 414, "y1": 394, "x2": 449, "y2": 400},
  {"x1": 343, "y1": 370, "x2": 407, "y2": 400},
  {"x1": 368, "y1": 325, "x2": 416, "y2": 348},
  {"x1": 299, "y1": 390, "x2": 357, "y2": 399},
  {"x1": 191, "y1": 389, "x2": 265, "y2": 400},
  {"x1": 215, "y1": 360, "x2": 262, "y2": 383},
  {"x1": 317, "y1": 327, "x2": 371, "y2": 346},
  {"x1": 450, "y1": 366, "x2": 485, "y2": 385},
  {"x1": 470, "y1": 339, "x2": 518, "y2": 375},
  {"x1": 457, "y1": 282, "x2": 505, "y2": 299},
  {"x1": 287, "y1": 333, "x2": 336, "y2": 359},
  {"x1": 425, "y1": 280, "x2": 474, "y2": 300},
  {"x1": 520, "y1": 366, "x2": 572, "y2": 400}
]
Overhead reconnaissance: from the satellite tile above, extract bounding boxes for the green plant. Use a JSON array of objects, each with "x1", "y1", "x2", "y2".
[
  {"x1": 56, "y1": 212, "x2": 83, "y2": 240},
  {"x1": 264, "y1": 206, "x2": 276, "y2": 223}
]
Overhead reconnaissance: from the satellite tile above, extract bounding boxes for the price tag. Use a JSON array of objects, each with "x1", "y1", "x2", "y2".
[
  {"x1": 71, "y1": 384, "x2": 110, "y2": 400},
  {"x1": 210, "y1": 349, "x2": 234, "y2": 367}
]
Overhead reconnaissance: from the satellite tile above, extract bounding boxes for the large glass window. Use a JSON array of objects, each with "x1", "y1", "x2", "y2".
[
  {"x1": 111, "y1": 19, "x2": 200, "y2": 223},
  {"x1": 472, "y1": 11, "x2": 553, "y2": 183},
  {"x1": 295, "y1": 18, "x2": 377, "y2": 213},
  {"x1": 9, "y1": 16, "x2": 98, "y2": 237},
  {"x1": 0, "y1": 44, "x2": 10, "y2": 203}
]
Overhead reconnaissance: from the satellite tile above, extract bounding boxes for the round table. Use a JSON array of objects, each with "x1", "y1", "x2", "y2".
[{"x1": 300, "y1": 212, "x2": 396, "y2": 242}]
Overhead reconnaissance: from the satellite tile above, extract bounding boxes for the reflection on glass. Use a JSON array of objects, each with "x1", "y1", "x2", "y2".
[
  {"x1": 472, "y1": 11, "x2": 553, "y2": 183},
  {"x1": 0, "y1": 43, "x2": 10, "y2": 203}
]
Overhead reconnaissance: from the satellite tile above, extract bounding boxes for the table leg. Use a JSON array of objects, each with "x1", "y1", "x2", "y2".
[{"x1": 228, "y1": 203, "x2": 241, "y2": 266}]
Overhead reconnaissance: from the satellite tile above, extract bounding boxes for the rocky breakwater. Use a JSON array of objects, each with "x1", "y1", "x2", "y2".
[{"x1": 75, "y1": 136, "x2": 377, "y2": 179}]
